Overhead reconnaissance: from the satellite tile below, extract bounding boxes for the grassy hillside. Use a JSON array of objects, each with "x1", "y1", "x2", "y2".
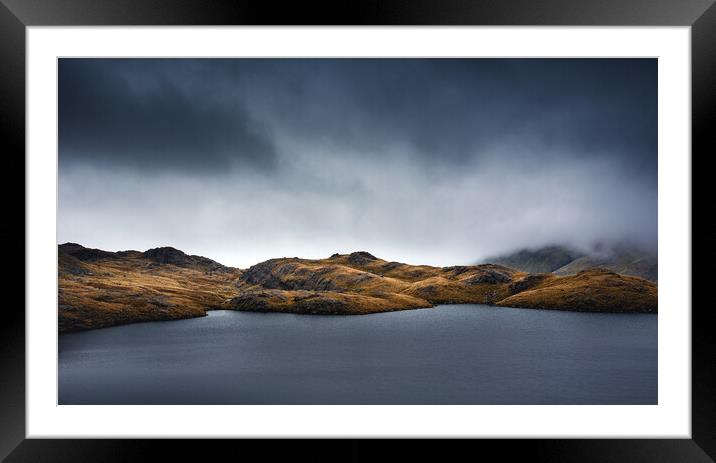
[
  {"x1": 229, "y1": 253, "x2": 523, "y2": 313},
  {"x1": 497, "y1": 268, "x2": 657, "y2": 313},
  {"x1": 59, "y1": 245, "x2": 658, "y2": 332},
  {"x1": 58, "y1": 244, "x2": 242, "y2": 332}
]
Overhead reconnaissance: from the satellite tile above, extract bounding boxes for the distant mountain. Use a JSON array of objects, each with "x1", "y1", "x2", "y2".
[
  {"x1": 59, "y1": 244, "x2": 658, "y2": 332},
  {"x1": 485, "y1": 243, "x2": 657, "y2": 282},
  {"x1": 483, "y1": 245, "x2": 585, "y2": 274},
  {"x1": 553, "y1": 243, "x2": 657, "y2": 282}
]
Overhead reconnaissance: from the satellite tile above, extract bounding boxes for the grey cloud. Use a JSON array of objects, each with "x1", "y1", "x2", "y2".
[
  {"x1": 59, "y1": 59, "x2": 277, "y2": 173},
  {"x1": 60, "y1": 59, "x2": 656, "y2": 177},
  {"x1": 220, "y1": 59, "x2": 656, "y2": 177},
  {"x1": 58, "y1": 58, "x2": 657, "y2": 267}
]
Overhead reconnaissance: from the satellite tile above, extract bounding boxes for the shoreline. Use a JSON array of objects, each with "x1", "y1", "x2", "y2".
[{"x1": 59, "y1": 301, "x2": 658, "y2": 335}]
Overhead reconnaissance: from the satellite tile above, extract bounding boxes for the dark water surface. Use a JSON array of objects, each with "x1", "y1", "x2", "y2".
[{"x1": 58, "y1": 305, "x2": 657, "y2": 404}]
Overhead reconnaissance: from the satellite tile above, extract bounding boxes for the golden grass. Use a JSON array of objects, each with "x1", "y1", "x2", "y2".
[
  {"x1": 59, "y1": 251, "x2": 242, "y2": 332},
  {"x1": 230, "y1": 253, "x2": 524, "y2": 313},
  {"x1": 59, "y1": 248, "x2": 658, "y2": 332},
  {"x1": 497, "y1": 268, "x2": 657, "y2": 313}
]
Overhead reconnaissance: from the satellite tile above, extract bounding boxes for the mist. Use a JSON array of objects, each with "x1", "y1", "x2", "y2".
[{"x1": 59, "y1": 58, "x2": 657, "y2": 268}]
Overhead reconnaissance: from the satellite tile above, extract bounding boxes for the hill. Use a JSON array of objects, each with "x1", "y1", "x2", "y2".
[
  {"x1": 497, "y1": 268, "x2": 657, "y2": 313},
  {"x1": 553, "y1": 244, "x2": 657, "y2": 281},
  {"x1": 483, "y1": 245, "x2": 585, "y2": 274},
  {"x1": 229, "y1": 253, "x2": 523, "y2": 314},
  {"x1": 59, "y1": 245, "x2": 658, "y2": 332},
  {"x1": 486, "y1": 243, "x2": 657, "y2": 282},
  {"x1": 58, "y1": 244, "x2": 242, "y2": 332}
]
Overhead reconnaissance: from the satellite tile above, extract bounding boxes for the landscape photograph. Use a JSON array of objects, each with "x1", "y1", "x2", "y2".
[{"x1": 58, "y1": 58, "x2": 657, "y2": 405}]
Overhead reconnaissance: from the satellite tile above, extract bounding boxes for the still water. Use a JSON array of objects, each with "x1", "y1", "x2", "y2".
[{"x1": 59, "y1": 305, "x2": 657, "y2": 404}]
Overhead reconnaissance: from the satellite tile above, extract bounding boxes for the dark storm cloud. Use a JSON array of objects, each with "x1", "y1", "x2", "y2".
[
  {"x1": 58, "y1": 58, "x2": 657, "y2": 267},
  {"x1": 59, "y1": 59, "x2": 277, "y2": 173},
  {"x1": 59, "y1": 58, "x2": 656, "y2": 176},
  {"x1": 211, "y1": 58, "x2": 657, "y2": 177}
]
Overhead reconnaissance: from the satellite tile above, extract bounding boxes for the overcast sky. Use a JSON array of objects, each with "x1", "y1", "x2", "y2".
[{"x1": 58, "y1": 58, "x2": 657, "y2": 268}]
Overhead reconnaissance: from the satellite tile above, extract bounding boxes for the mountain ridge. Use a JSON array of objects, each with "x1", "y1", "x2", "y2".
[
  {"x1": 484, "y1": 243, "x2": 657, "y2": 281},
  {"x1": 58, "y1": 244, "x2": 658, "y2": 332},
  {"x1": 483, "y1": 245, "x2": 585, "y2": 274}
]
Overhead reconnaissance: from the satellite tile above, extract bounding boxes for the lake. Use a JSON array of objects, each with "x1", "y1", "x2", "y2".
[{"x1": 58, "y1": 305, "x2": 657, "y2": 404}]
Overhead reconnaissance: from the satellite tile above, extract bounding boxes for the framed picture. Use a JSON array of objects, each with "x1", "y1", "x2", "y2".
[{"x1": 5, "y1": 0, "x2": 712, "y2": 461}]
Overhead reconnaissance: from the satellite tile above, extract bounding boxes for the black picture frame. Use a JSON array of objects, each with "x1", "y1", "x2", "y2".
[{"x1": 3, "y1": 0, "x2": 711, "y2": 461}]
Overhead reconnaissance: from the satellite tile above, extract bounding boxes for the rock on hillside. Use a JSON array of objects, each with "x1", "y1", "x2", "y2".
[
  {"x1": 59, "y1": 242, "x2": 116, "y2": 261},
  {"x1": 142, "y1": 246, "x2": 232, "y2": 272}
]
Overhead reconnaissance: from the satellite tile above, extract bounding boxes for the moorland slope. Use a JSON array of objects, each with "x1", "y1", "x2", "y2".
[
  {"x1": 59, "y1": 245, "x2": 658, "y2": 332},
  {"x1": 58, "y1": 243, "x2": 242, "y2": 332}
]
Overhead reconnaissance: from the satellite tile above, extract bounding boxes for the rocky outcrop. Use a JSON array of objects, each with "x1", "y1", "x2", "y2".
[
  {"x1": 143, "y1": 246, "x2": 231, "y2": 272},
  {"x1": 508, "y1": 273, "x2": 554, "y2": 294},
  {"x1": 347, "y1": 251, "x2": 379, "y2": 266},
  {"x1": 142, "y1": 246, "x2": 192, "y2": 265},
  {"x1": 462, "y1": 265, "x2": 513, "y2": 285},
  {"x1": 59, "y1": 243, "x2": 115, "y2": 261}
]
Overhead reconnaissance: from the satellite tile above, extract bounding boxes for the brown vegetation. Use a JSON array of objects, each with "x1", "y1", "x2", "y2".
[
  {"x1": 497, "y1": 268, "x2": 657, "y2": 313},
  {"x1": 229, "y1": 254, "x2": 523, "y2": 312},
  {"x1": 59, "y1": 245, "x2": 658, "y2": 333},
  {"x1": 58, "y1": 244, "x2": 241, "y2": 332}
]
